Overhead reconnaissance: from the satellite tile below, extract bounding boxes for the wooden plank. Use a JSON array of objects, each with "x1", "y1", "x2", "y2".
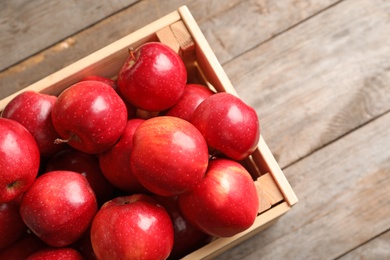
[
  {"x1": 156, "y1": 26, "x2": 181, "y2": 53},
  {"x1": 196, "y1": 0, "x2": 340, "y2": 64},
  {"x1": 255, "y1": 173, "x2": 283, "y2": 214},
  {"x1": 223, "y1": 0, "x2": 390, "y2": 168},
  {"x1": 0, "y1": 0, "x2": 139, "y2": 71},
  {"x1": 255, "y1": 173, "x2": 284, "y2": 208},
  {"x1": 0, "y1": 0, "x2": 338, "y2": 100},
  {"x1": 214, "y1": 108, "x2": 390, "y2": 259},
  {"x1": 170, "y1": 21, "x2": 195, "y2": 53},
  {"x1": 338, "y1": 230, "x2": 390, "y2": 260}
]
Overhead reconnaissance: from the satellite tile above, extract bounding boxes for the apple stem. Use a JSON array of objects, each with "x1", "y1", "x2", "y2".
[
  {"x1": 54, "y1": 138, "x2": 69, "y2": 145},
  {"x1": 128, "y1": 47, "x2": 136, "y2": 61},
  {"x1": 7, "y1": 180, "x2": 19, "y2": 189}
]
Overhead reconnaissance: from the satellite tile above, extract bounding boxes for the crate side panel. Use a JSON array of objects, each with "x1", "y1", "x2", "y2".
[{"x1": 182, "y1": 202, "x2": 291, "y2": 260}]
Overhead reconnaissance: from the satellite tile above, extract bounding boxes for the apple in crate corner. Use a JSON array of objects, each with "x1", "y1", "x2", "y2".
[
  {"x1": 51, "y1": 80, "x2": 128, "y2": 154},
  {"x1": 179, "y1": 158, "x2": 259, "y2": 237},
  {"x1": 191, "y1": 92, "x2": 260, "y2": 161},
  {"x1": 0, "y1": 118, "x2": 40, "y2": 204},
  {"x1": 90, "y1": 194, "x2": 174, "y2": 260},
  {"x1": 130, "y1": 116, "x2": 209, "y2": 196},
  {"x1": 19, "y1": 171, "x2": 98, "y2": 247},
  {"x1": 1, "y1": 91, "x2": 65, "y2": 157},
  {"x1": 117, "y1": 42, "x2": 187, "y2": 112}
]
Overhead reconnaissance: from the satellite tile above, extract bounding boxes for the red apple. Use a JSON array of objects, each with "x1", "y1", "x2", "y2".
[
  {"x1": 136, "y1": 109, "x2": 160, "y2": 120},
  {"x1": 0, "y1": 118, "x2": 40, "y2": 203},
  {"x1": 80, "y1": 75, "x2": 137, "y2": 119},
  {"x1": 19, "y1": 171, "x2": 98, "y2": 247},
  {"x1": 99, "y1": 119, "x2": 147, "y2": 193},
  {"x1": 178, "y1": 158, "x2": 259, "y2": 237},
  {"x1": 130, "y1": 116, "x2": 209, "y2": 196},
  {"x1": 191, "y1": 92, "x2": 260, "y2": 160},
  {"x1": 90, "y1": 194, "x2": 174, "y2": 260},
  {"x1": 45, "y1": 147, "x2": 115, "y2": 206},
  {"x1": 0, "y1": 200, "x2": 27, "y2": 250},
  {"x1": 80, "y1": 75, "x2": 116, "y2": 88},
  {"x1": 26, "y1": 247, "x2": 84, "y2": 260},
  {"x1": 164, "y1": 83, "x2": 214, "y2": 121},
  {"x1": 51, "y1": 80, "x2": 128, "y2": 154},
  {"x1": 117, "y1": 42, "x2": 187, "y2": 111},
  {"x1": 1, "y1": 91, "x2": 64, "y2": 157},
  {"x1": 73, "y1": 227, "x2": 96, "y2": 260},
  {"x1": 153, "y1": 195, "x2": 212, "y2": 259},
  {"x1": 0, "y1": 231, "x2": 46, "y2": 260}
]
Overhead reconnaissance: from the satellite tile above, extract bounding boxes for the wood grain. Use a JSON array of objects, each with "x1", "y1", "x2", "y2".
[
  {"x1": 198, "y1": 0, "x2": 340, "y2": 64},
  {"x1": 0, "y1": 0, "x2": 338, "y2": 100},
  {"x1": 215, "y1": 104, "x2": 390, "y2": 260},
  {"x1": 224, "y1": 0, "x2": 390, "y2": 168},
  {"x1": 0, "y1": 0, "x2": 138, "y2": 71},
  {"x1": 2, "y1": 0, "x2": 390, "y2": 258},
  {"x1": 338, "y1": 230, "x2": 390, "y2": 259}
]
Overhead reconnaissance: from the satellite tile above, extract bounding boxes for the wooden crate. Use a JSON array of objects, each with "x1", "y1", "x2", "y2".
[{"x1": 0, "y1": 5, "x2": 298, "y2": 259}]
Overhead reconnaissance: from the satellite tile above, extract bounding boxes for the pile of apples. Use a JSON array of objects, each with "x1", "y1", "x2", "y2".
[{"x1": 0, "y1": 42, "x2": 261, "y2": 260}]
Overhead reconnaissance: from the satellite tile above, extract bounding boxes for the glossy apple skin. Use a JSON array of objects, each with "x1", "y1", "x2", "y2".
[
  {"x1": 51, "y1": 80, "x2": 128, "y2": 154},
  {"x1": 1, "y1": 91, "x2": 64, "y2": 157},
  {"x1": 99, "y1": 119, "x2": 147, "y2": 193},
  {"x1": 178, "y1": 158, "x2": 259, "y2": 237},
  {"x1": 90, "y1": 194, "x2": 174, "y2": 260},
  {"x1": 130, "y1": 116, "x2": 209, "y2": 196},
  {"x1": 0, "y1": 118, "x2": 40, "y2": 203},
  {"x1": 117, "y1": 42, "x2": 187, "y2": 112},
  {"x1": 45, "y1": 148, "x2": 115, "y2": 206},
  {"x1": 164, "y1": 83, "x2": 214, "y2": 121},
  {"x1": 153, "y1": 195, "x2": 212, "y2": 259},
  {"x1": 191, "y1": 92, "x2": 260, "y2": 161},
  {"x1": 19, "y1": 171, "x2": 98, "y2": 247},
  {"x1": 26, "y1": 247, "x2": 84, "y2": 260},
  {"x1": 0, "y1": 200, "x2": 27, "y2": 250},
  {"x1": 0, "y1": 232, "x2": 46, "y2": 260},
  {"x1": 80, "y1": 75, "x2": 137, "y2": 119}
]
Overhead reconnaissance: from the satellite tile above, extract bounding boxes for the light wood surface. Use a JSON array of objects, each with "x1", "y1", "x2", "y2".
[{"x1": 1, "y1": 0, "x2": 389, "y2": 259}]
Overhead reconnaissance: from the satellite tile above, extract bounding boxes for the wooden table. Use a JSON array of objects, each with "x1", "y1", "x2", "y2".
[{"x1": 1, "y1": 0, "x2": 389, "y2": 259}]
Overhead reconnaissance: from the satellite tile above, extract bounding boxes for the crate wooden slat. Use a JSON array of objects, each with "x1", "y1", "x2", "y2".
[{"x1": 0, "y1": 5, "x2": 297, "y2": 259}]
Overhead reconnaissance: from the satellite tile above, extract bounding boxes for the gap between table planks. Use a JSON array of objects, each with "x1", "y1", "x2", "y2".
[
  {"x1": 224, "y1": 0, "x2": 390, "y2": 169},
  {"x1": 337, "y1": 230, "x2": 390, "y2": 259},
  {"x1": 214, "y1": 0, "x2": 390, "y2": 258},
  {"x1": 0, "y1": 0, "x2": 339, "y2": 99},
  {"x1": 1, "y1": 0, "x2": 390, "y2": 259},
  {"x1": 0, "y1": 0, "x2": 140, "y2": 71},
  {"x1": 215, "y1": 100, "x2": 390, "y2": 260}
]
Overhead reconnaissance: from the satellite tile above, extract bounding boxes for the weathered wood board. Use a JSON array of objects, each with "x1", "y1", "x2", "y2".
[
  {"x1": 339, "y1": 230, "x2": 390, "y2": 260},
  {"x1": 225, "y1": 0, "x2": 390, "y2": 168},
  {"x1": 215, "y1": 103, "x2": 390, "y2": 259},
  {"x1": 0, "y1": 0, "x2": 139, "y2": 71},
  {"x1": 1, "y1": 0, "x2": 390, "y2": 259},
  {"x1": 0, "y1": 0, "x2": 339, "y2": 99}
]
